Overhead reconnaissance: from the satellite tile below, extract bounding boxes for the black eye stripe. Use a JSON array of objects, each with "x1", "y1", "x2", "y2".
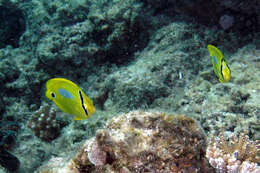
[
  {"x1": 79, "y1": 90, "x2": 88, "y2": 115},
  {"x1": 51, "y1": 92, "x2": 56, "y2": 98}
]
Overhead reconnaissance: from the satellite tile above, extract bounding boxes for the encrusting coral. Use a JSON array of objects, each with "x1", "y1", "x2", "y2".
[
  {"x1": 206, "y1": 131, "x2": 260, "y2": 173},
  {"x1": 38, "y1": 111, "x2": 214, "y2": 173},
  {"x1": 27, "y1": 105, "x2": 61, "y2": 142}
]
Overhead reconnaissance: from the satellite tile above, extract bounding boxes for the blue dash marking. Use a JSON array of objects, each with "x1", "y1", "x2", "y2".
[
  {"x1": 213, "y1": 56, "x2": 218, "y2": 64},
  {"x1": 58, "y1": 88, "x2": 74, "y2": 99}
]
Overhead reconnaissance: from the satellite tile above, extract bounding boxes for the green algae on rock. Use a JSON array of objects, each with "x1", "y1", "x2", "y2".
[
  {"x1": 0, "y1": 3, "x2": 26, "y2": 48},
  {"x1": 180, "y1": 46, "x2": 260, "y2": 140},
  {"x1": 38, "y1": 111, "x2": 213, "y2": 173}
]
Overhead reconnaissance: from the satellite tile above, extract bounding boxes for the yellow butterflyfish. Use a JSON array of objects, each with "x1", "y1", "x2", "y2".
[
  {"x1": 45, "y1": 78, "x2": 95, "y2": 120},
  {"x1": 207, "y1": 45, "x2": 231, "y2": 83}
]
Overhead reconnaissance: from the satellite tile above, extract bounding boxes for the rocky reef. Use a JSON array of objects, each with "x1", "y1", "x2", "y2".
[
  {"x1": 0, "y1": 0, "x2": 259, "y2": 172},
  {"x1": 0, "y1": 1, "x2": 26, "y2": 48},
  {"x1": 38, "y1": 111, "x2": 213, "y2": 173},
  {"x1": 142, "y1": 0, "x2": 260, "y2": 33},
  {"x1": 178, "y1": 46, "x2": 260, "y2": 141},
  {"x1": 206, "y1": 131, "x2": 260, "y2": 173},
  {"x1": 0, "y1": 120, "x2": 20, "y2": 172}
]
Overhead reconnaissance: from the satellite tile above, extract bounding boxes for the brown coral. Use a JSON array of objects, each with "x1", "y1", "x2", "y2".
[
  {"x1": 38, "y1": 111, "x2": 213, "y2": 173},
  {"x1": 27, "y1": 105, "x2": 61, "y2": 142}
]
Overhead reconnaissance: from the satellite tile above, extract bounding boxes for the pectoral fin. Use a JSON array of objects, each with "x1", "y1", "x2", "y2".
[{"x1": 74, "y1": 116, "x2": 83, "y2": 120}]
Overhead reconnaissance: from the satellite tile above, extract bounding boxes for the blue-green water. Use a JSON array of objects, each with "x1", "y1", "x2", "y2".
[{"x1": 0, "y1": 0, "x2": 259, "y2": 172}]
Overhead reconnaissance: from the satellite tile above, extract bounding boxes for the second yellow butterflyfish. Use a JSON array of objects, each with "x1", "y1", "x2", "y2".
[
  {"x1": 45, "y1": 78, "x2": 95, "y2": 120},
  {"x1": 207, "y1": 45, "x2": 231, "y2": 83}
]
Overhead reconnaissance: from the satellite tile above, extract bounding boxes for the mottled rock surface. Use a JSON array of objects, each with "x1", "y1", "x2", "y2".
[
  {"x1": 38, "y1": 111, "x2": 213, "y2": 173},
  {"x1": 0, "y1": 3, "x2": 26, "y2": 48},
  {"x1": 0, "y1": 0, "x2": 259, "y2": 172}
]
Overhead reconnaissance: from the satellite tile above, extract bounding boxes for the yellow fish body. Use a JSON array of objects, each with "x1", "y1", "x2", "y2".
[
  {"x1": 207, "y1": 45, "x2": 231, "y2": 83},
  {"x1": 45, "y1": 78, "x2": 95, "y2": 120}
]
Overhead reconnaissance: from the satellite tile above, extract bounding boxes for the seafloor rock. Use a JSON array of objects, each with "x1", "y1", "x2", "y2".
[
  {"x1": 0, "y1": 58, "x2": 20, "y2": 85},
  {"x1": 102, "y1": 21, "x2": 209, "y2": 111},
  {"x1": 0, "y1": 148, "x2": 20, "y2": 172},
  {"x1": 0, "y1": 3, "x2": 26, "y2": 48},
  {"x1": 38, "y1": 111, "x2": 213, "y2": 173},
  {"x1": 32, "y1": 0, "x2": 149, "y2": 73},
  {"x1": 179, "y1": 46, "x2": 260, "y2": 140},
  {"x1": 0, "y1": 121, "x2": 19, "y2": 149},
  {"x1": 0, "y1": 120, "x2": 20, "y2": 172},
  {"x1": 141, "y1": 0, "x2": 260, "y2": 33},
  {"x1": 0, "y1": 52, "x2": 22, "y2": 115}
]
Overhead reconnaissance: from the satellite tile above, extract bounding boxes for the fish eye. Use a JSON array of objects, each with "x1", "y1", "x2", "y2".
[{"x1": 51, "y1": 92, "x2": 56, "y2": 98}]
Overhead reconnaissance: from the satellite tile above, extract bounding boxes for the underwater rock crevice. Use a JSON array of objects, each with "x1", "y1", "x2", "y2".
[
  {"x1": 0, "y1": 4, "x2": 26, "y2": 48},
  {"x1": 0, "y1": 120, "x2": 20, "y2": 172}
]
